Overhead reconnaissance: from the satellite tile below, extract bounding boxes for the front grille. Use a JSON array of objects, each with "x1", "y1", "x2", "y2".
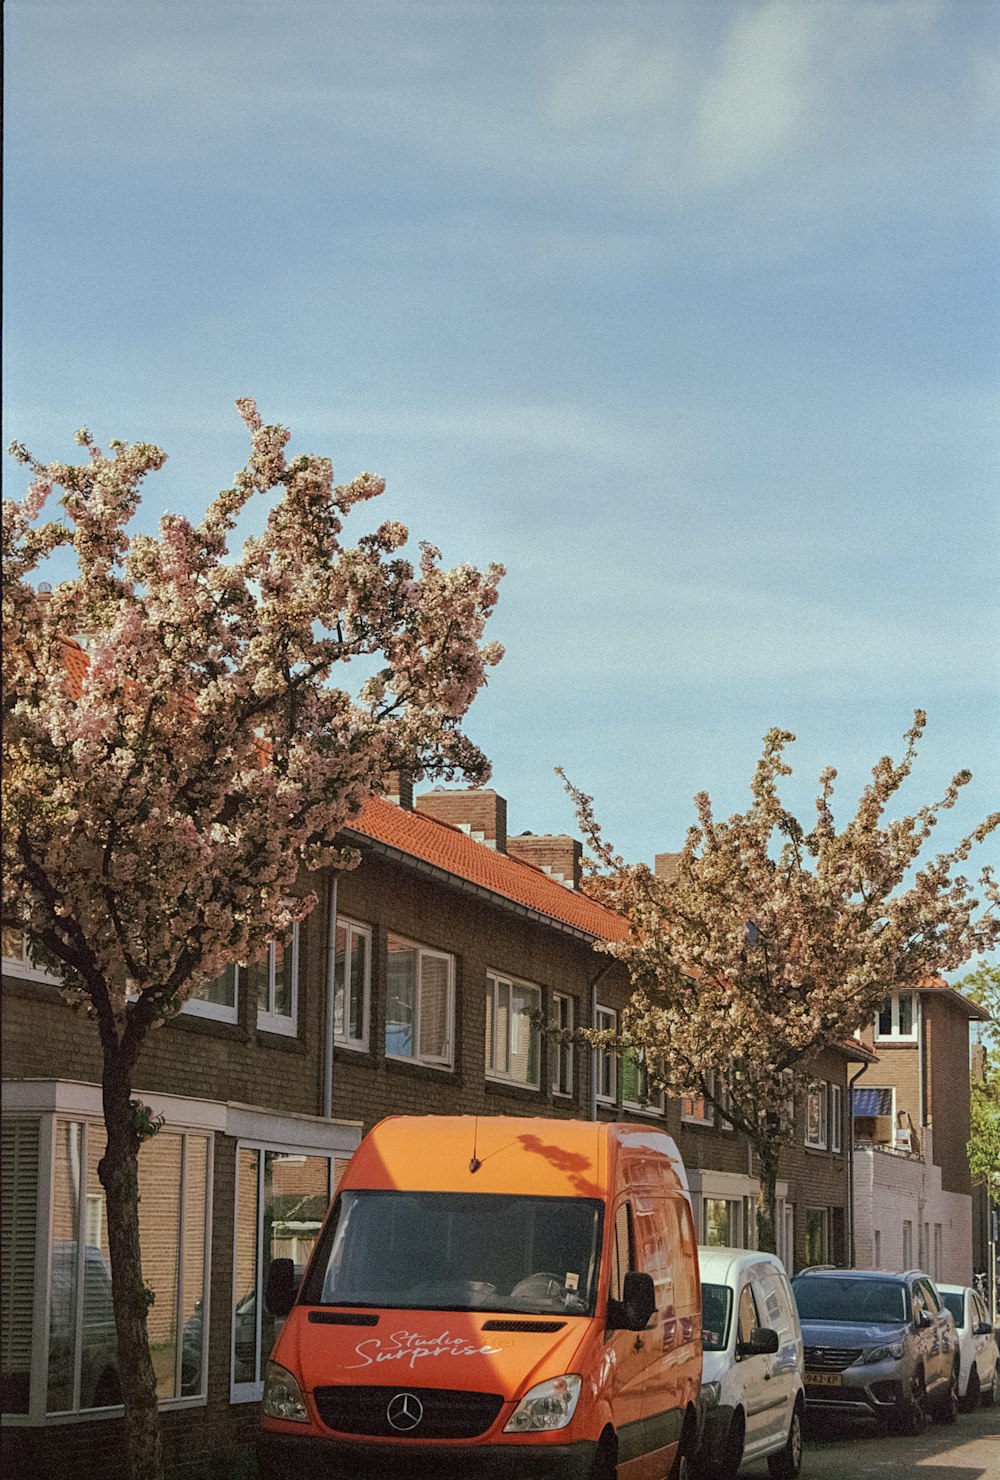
[
  {"x1": 804, "y1": 1345, "x2": 862, "y2": 1371},
  {"x1": 314, "y1": 1385, "x2": 506, "y2": 1439}
]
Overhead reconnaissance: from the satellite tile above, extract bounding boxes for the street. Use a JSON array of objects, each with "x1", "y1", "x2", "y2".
[{"x1": 741, "y1": 1405, "x2": 1000, "y2": 1478}]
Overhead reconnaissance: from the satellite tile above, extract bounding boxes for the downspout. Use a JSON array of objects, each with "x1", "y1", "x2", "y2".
[
  {"x1": 848, "y1": 1061, "x2": 870, "y2": 1268},
  {"x1": 323, "y1": 874, "x2": 339, "y2": 1119}
]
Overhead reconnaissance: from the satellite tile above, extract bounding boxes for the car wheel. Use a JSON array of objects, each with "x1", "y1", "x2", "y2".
[
  {"x1": 766, "y1": 1400, "x2": 803, "y2": 1480},
  {"x1": 959, "y1": 1364, "x2": 980, "y2": 1414},
  {"x1": 982, "y1": 1360, "x2": 1000, "y2": 1408},
  {"x1": 589, "y1": 1433, "x2": 617, "y2": 1480},
  {"x1": 668, "y1": 1453, "x2": 690, "y2": 1480},
  {"x1": 931, "y1": 1361, "x2": 959, "y2": 1425},
  {"x1": 894, "y1": 1368, "x2": 927, "y2": 1435}
]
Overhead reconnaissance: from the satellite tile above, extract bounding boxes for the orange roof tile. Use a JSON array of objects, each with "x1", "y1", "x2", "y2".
[{"x1": 346, "y1": 796, "x2": 630, "y2": 943}]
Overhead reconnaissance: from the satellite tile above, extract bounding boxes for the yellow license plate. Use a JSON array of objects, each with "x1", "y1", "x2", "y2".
[{"x1": 806, "y1": 1372, "x2": 842, "y2": 1387}]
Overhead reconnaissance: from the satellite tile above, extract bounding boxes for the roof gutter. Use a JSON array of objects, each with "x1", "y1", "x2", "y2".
[{"x1": 341, "y1": 829, "x2": 612, "y2": 945}]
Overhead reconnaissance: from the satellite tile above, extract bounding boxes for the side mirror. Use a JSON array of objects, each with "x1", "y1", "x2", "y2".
[
  {"x1": 740, "y1": 1325, "x2": 780, "y2": 1357},
  {"x1": 916, "y1": 1308, "x2": 935, "y2": 1329},
  {"x1": 974, "y1": 1320, "x2": 993, "y2": 1337},
  {"x1": 622, "y1": 1271, "x2": 657, "y2": 1332},
  {"x1": 266, "y1": 1257, "x2": 299, "y2": 1318}
]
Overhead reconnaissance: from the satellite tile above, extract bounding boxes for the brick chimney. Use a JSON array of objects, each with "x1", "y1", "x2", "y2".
[
  {"x1": 654, "y1": 852, "x2": 682, "y2": 883},
  {"x1": 507, "y1": 833, "x2": 582, "y2": 890},
  {"x1": 414, "y1": 788, "x2": 507, "y2": 851},
  {"x1": 382, "y1": 770, "x2": 414, "y2": 810}
]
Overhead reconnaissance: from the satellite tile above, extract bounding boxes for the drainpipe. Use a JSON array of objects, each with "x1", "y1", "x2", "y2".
[
  {"x1": 323, "y1": 874, "x2": 339, "y2": 1119},
  {"x1": 588, "y1": 959, "x2": 616, "y2": 1123},
  {"x1": 848, "y1": 1061, "x2": 870, "y2": 1268}
]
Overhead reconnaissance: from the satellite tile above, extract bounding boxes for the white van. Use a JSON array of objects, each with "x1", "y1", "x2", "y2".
[{"x1": 693, "y1": 1248, "x2": 804, "y2": 1480}]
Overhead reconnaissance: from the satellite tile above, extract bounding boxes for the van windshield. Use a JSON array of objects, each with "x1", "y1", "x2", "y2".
[{"x1": 301, "y1": 1191, "x2": 603, "y2": 1316}]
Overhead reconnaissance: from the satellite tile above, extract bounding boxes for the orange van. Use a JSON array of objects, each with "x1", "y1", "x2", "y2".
[{"x1": 258, "y1": 1114, "x2": 701, "y2": 1479}]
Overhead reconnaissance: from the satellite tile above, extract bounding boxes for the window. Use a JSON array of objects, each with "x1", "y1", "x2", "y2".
[
  {"x1": 804, "y1": 1207, "x2": 830, "y2": 1266},
  {"x1": 551, "y1": 993, "x2": 574, "y2": 1097},
  {"x1": 829, "y1": 1083, "x2": 842, "y2": 1153},
  {"x1": 232, "y1": 1146, "x2": 343, "y2": 1400},
  {"x1": 485, "y1": 973, "x2": 541, "y2": 1088},
  {"x1": 252, "y1": 927, "x2": 300, "y2": 1036},
  {"x1": 386, "y1": 934, "x2": 454, "y2": 1067},
  {"x1": 737, "y1": 1284, "x2": 760, "y2": 1348},
  {"x1": 682, "y1": 1075, "x2": 715, "y2": 1126},
  {"x1": 595, "y1": 1006, "x2": 617, "y2": 1104},
  {"x1": 186, "y1": 963, "x2": 239, "y2": 1023},
  {"x1": 621, "y1": 1049, "x2": 663, "y2": 1114},
  {"x1": 716, "y1": 1078, "x2": 735, "y2": 1131},
  {"x1": 805, "y1": 1081, "x2": 829, "y2": 1149},
  {"x1": 876, "y1": 991, "x2": 917, "y2": 1041},
  {"x1": 1, "y1": 928, "x2": 59, "y2": 985},
  {"x1": 333, "y1": 918, "x2": 370, "y2": 1050},
  {"x1": 704, "y1": 1198, "x2": 740, "y2": 1247},
  {"x1": 1, "y1": 1116, "x2": 211, "y2": 1418},
  {"x1": 609, "y1": 1201, "x2": 634, "y2": 1303}
]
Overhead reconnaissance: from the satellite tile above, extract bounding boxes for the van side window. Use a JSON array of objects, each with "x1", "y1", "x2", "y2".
[
  {"x1": 610, "y1": 1202, "x2": 634, "y2": 1302},
  {"x1": 737, "y1": 1284, "x2": 760, "y2": 1349}
]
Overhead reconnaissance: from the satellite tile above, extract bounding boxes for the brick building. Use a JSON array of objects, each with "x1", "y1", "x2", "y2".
[
  {"x1": 850, "y1": 980, "x2": 988, "y2": 1283},
  {"x1": 4, "y1": 779, "x2": 871, "y2": 1477}
]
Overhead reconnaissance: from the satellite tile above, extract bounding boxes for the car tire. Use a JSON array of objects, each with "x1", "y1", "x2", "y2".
[
  {"x1": 589, "y1": 1433, "x2": 617, "y2": 1480},
  {"x1": 931, "y1": 1361, "x2": 959, "y2": 1425},
  {"x1": 959, "y1": 1365, "x2": 980, "y2": 1414},
  {"x1": 982, "y1": 1360, "x2": 1000, "y2": 1408},
  {"x1": 766, "y1": 1400, "x2": 803, "y2": 1480},
  {"x1": 893, "y1": 1368, "x2": 927, "y2": 1435},
  {"x1": 715, "y1": 1410, "x2": 745, "y2": 1480}
]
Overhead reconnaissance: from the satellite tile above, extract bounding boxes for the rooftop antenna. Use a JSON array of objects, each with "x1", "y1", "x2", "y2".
[{"x1": 469, "y1": 1116, "x2": 482, "y2": 1174}]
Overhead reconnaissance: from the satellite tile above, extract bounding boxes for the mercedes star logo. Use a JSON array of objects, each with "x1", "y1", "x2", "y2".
[{"x1": 386, "y1": 1391, "x2": 424, "y2": 1432}]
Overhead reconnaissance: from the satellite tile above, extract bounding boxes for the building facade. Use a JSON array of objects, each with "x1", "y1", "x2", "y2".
[
  {"x1": 851, "y1": 981, "x2": 987, "y2": 1284},
  {"x1": 3, "y1": 781, "x2": 867, "y2": 1477}
]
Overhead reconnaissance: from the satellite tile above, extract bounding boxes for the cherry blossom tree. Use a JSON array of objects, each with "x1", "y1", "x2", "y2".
[
  {"x1": 2, "y1": 401, "x2": 503, "y2": 1480},
  {"x1": 561, "y1": 720, "x2": 1000, "y2": 1253},
  {"x1": 963, "y1": 964, "x2": 1000, "y2": 1204}
]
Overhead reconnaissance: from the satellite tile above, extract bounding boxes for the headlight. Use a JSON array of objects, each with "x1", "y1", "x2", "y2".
[
  {"x1": 700, "y1": 1380, "x2": 721, "y2": 1408},
  {"x1": 262, "y1": 1361, "x2": 309, "y2": 1422},
  {"x1": 859, "y1": 1342, "x2": 904, "y2": 1365},
  {"x1": 504, "y1": 1374, "x2": 582, "y2": 1433}
]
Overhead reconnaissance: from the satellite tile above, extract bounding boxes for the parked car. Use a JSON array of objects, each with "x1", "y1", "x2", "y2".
[
  {"x1": 792, "y1": 1268, "x2": 958, "y2": 1433},
  {"x1": 937, "y1": 1283, "x2": 1000, "y2": 1410},
  {"x1": 694, "y1": 1247, "x2": 804, "y2": 1480}
]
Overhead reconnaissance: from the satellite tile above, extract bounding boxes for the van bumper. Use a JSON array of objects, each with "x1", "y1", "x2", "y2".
[{"x1": 258, "y1": 1431, "x2": 599, "y2": 1479}]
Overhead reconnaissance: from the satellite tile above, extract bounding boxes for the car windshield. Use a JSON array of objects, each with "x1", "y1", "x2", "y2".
[
  {"x1": 301, "y1": 1190, "x2": 603, "y2": 1315},
  {"x1": 940, "y1": 1292, "x2": 965, "y2": 1328},
  {"x1": 793, "y1": 1277, "x2": 907, "y2": 1324},
  {"x1": 701, "y1": 1282, "x2": 733, "y2": 1351}
]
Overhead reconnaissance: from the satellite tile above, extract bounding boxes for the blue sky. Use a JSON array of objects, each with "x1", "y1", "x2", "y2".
[{"x1": 5, "y1": 1, "x2": 999, "y2": 953}]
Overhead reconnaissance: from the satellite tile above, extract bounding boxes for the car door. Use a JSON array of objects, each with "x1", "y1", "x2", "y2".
[
  {"x1": 735, "y1": 1282, "x2": 775, "y2": 1460},
  {"x1": 971, "y1": 1290, "x2": 994, "y2": 1390},
  {"x1": 750, "y1": 1266, "x2": 796, "y2": 1450},
  {"x1": 913, "y1": 1278, "x2": 950, "y2": 1394},
  {"x1": 606, "y1": 1198, "x2": 652, "y2": 1478}
]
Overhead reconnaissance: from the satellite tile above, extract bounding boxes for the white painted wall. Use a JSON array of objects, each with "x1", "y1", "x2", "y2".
[{"x1": 853, "y1": 1126, "x2": 973, "y2": 1283}]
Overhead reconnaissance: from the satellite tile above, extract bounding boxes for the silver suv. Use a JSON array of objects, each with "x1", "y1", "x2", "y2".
[{"x1": 792, "y1": 1269, "x2": 958, "y2": 1433}]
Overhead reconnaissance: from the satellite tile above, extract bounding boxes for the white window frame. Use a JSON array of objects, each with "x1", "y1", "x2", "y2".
[
  {"x1": 1, "y1": 930, "x2": 60, "y2": 985},
  {"x1": 230, "y1": 1140, "x2": 337, "y2": 1404},
  {"x1": 716, "y1": 1077, "x2": 735, "y2": 1131},
  {"x1": 875, "y1": 991, "x2": 918, "y2": 1042},
  {"x1": 829, "y1": 1083, "x2": 843, "y2": 1153},
  {"x1": 621, "y1": 1048, "x2": 664, "y2": 1115},
  {"x1": 183, "y1": 963, "x2": 239, "y2": 1024},
  {"x1": 551, "y1": 992, "x2": 574, "y2": 1097},
  {"x1": 703, "y1": 1196, "x2": 741, "y2": 1247},
  {"x1": 255, "y1": 925, "x2": 300, "y2": 1037},
  {"x1": 385, "y1": 934, "x2": 455, "y2": 1069},
  {"x1": 1, "y1": 1095, "x2": 214, "y2": 1426},
  {"x1": 805, "y1": 1080, "x2": 829, "y2": 1149},
  {"x1": 681, "y1": 1072, "x2": 715, "y2": 1127},
  {"x1": 595, "y1": 1006, "x2": 617, "y2": 1105},
  {"x1": 485, "y1": 972, "x2": 541, "y2": 1089},
  {"x1": 333, "y1": 916, "x2": 371, "y2": 1051}
]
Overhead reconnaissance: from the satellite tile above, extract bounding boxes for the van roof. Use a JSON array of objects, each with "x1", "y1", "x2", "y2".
[
  {"x1": 697, "y1": 1246, "x2": 791, "y2": 1284},
  {"x1": 343, "y1": 1115, "x2": 688, "y2": 1201}
]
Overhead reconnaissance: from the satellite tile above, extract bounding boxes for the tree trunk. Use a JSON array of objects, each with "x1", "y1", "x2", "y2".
[
  {"x1": 754, "y1": 1139, "x2": 780, "y2": 1254},
  {"x1": 99, "y1": 1056, "x2": 163, "y2": 1480}
]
